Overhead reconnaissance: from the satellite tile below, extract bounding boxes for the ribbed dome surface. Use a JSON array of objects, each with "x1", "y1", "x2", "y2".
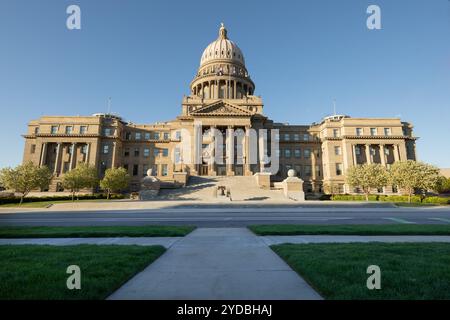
[{"x1": 200, "y1": 24, "x2": 245, "y2": 67}]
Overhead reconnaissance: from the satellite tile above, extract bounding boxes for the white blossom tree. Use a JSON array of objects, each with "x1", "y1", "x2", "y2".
[{"x1": 346, "y1": 163, "x2": 389, "y2": 201}]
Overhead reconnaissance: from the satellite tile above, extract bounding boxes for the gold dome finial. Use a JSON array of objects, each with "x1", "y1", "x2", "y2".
[{"x1": 219, "y1": 22, "x2": 227, "y2": 39}]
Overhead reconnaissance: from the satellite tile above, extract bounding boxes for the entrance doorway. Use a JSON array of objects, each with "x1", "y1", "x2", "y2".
[
  {"x1": 201, "y1": 165, "x2": 209, "y2": 176},
  {"x1": 235, "y1": 165, "x2": 243, "y2": 176}
]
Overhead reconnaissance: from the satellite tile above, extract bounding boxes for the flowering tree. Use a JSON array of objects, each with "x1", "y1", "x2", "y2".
[{"x1": 346, "y1": 164, "x2": 389, "y2": 201}]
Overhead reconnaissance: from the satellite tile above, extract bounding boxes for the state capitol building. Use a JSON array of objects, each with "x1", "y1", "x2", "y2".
[{"x1": 22, "y1": 24, "x2": 418, "y2": 195}]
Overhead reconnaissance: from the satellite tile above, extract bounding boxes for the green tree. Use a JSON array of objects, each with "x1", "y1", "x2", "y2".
[
  {"x1": 100, "y1": 167, "x2": 130, "y2": 199},
  {"x1": 0, "y1": 162, "x2": 53, "y2": 204},
  {"x1": 62, "y1": 163, "x2": 98, "y2": 201},
  {"x1": 390, "y1": 160, "x2": 440, "y2": 203},
  {"x1": 345, "y1": 164, "x2": 389, "y2": 201},
  {"x1": 435, "y1": 176, "x2": 450, "y2": 194}
]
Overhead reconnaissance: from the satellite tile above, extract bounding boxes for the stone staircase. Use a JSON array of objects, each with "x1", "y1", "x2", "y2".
[{"x1": 158, "y1": 175, "x2": 285, "y2": 202}]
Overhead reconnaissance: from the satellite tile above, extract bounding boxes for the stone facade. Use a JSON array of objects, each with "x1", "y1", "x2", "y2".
[{"x1": 22, "y1": 24, "x2": 417, "y2": 194}]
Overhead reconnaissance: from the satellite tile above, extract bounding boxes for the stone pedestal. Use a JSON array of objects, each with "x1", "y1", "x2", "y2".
[
  {"x1": 282, "y1": 169, "x2": 305, "y2": 201},
  {"x1": 254, "y1": 172, "x2": 271, "y2": 190},
  {"x1": 139, "y1": 169, "x2": 160, "y2": 200},
  {"x1": 173, "y1": 172, "x2": 188, "y2": 187}
]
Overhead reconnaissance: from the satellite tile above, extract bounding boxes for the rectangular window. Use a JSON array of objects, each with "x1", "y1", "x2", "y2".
[
  {"x1": 175, "y1": 131, "x2": 181, "y2": 140},
  {"x1": 154, "y1": 132, "x2": 160, "y2": 140},
  {"x1": 336, "y1": 163, "x2": 343, "y2": 176},
  {"x1": 384, "y1": 128, "x2": 391, "y2": 136},
  {"x1": 132, "y1": 164, "x2": 139, "y2": 176},
  {"x1": 135, "y1": 132, "x2": 141, "y2": 140},
  {"x1": 143, "y1": 148, "x2": 150, "y2": 157},
  {"x1": 161, "y1": 164, "x2": 168, "y2": 176},
  {"x1": 284, "y1": 149, "x2": 291, "y2": 158},
  {"x1": 370, "y1": 128, "x2": 377, "y2": 136},
  {"x1": 304, "y1": 165, "x2": 312, "y2": 176},
  {"x1": 134, "y1": 148, "x2": 140, "y2": 157},
  {"x1": 175, "y1": 148, "x2": 181, "y2": 163},
  {"x1": 34, "y1": 127, "x2": 40, "y2": 134},
  {"x1": 356, "y1": 128, "x2": 363, "y2": 136},
  {"x1": 294, "y1": 149, "x2": 301, "y2": 158},
  {"x1": 303, "y1": 133, "x2": 310, "y2": 141},
  {"x1": 125, "y1": 132, "x2": 131, "y2": 140},
  {"x1": 163, "y1": 132, "x2": 170, "y2": 140},
  {"x1": 294, "y1": 134, "x2": 300, "y2": 141},
  {"x1": 154, "y1": 148, "x2": 160, "y2": 157},
  {"x1": 51, "y1": 125, "x2": 58, "y2": 134},
  {"x1": 124, "y1": 148, "x2": 130, "y2": 157},
  {"x1": 103, "y1": 128, "x2": 112, "y2": 136},
  {"x1": 384, "y1": 147, "x2": 390, "y2": 155},
  {"x1": 123, "y1": 164, "x2": 129, "y2": 172},
  {"x1": 294, "y1": 165, "x2": 302, "y2": 176},
  {"x1": 30, "y1": 144, "x2": 36, "y2": 154},
  {"x1": 143, "y1": 165, "x2": 148, "y2": 176},
  {"x1": 284, "y1": 133, "x2": 290, "y2": 141},
  {"x1": 81, "y1": 145, "x2": 87, "y2": 154},
  {"x1": 162, "y1": 148, "x2": 169, "y2": 157},
  {"x1": 80, "y1": 126, "x2": 87, "y2": 134},
  {"x1": 65, "y1": 126, "x2": 73, "y2": 134},
  {"x1": 144, "y1": 132, "x2": 151, "y2": 140},
  {"x1": 103, "y1": 145, "x2": 109, "y2": 154},
  {"x1": 303, "y1": 148, "x2": 311, "y2": 159},
  {"x1": 333, "y1": 128, "x2": 340, "y2": 138},
  {"x1": 334, "y1": 146, "x2": 341, "y2": 155},
  {"x1": 355, "y1": 146, "x2": 361, "y2": 155}
]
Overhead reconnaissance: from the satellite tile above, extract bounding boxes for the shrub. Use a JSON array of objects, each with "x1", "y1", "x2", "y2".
[{"x1": 0, "y1": 193, "x2": 126, "y2": 205}]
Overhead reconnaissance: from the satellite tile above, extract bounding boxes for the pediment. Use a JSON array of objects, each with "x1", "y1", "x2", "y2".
[{"x1": 189, "y1": 101, "x2": 252, "y2": 116}]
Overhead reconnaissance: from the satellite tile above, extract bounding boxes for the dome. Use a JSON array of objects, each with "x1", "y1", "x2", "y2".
[{"x1": 200, "y1": 23, "x2": 245, "y2": 67}]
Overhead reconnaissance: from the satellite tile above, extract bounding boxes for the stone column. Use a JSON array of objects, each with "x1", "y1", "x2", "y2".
[
  {"x1": 311, "y1": 148, "x2": 318, "y2": 192},
  {"x1": 69, "y1": 142, "x2": 77, "y2": 170},
  {"x1": 209, "y1": 126, "x2": 216, "y2": 175},
  {"x1": 85, "y1": 143, "x2": 90, "y2": 163},
  {"x1": 54, "y1": 143, "x2": 62, "y2": 175},
  {"x1": 365, "y1": 144, "x2": 372, "y2": 164},
  {"x1": 380, "y1": 144, "x2": 386, "y2": 167},
  {"x1": 244, "y1": 126, "x2": 251, "y2": 175},
  {"x1": 39, "y1": 142, "x2": 48, "y2": 167},
  {"x1": 233, "y1": 80, "x2": 237, "y2": 99},
  {"x1": 258, "y1": 129, "x2": 267, "y2": 172},
  {"x1": 226, "y1": 126, "x2": 234, "y2": 175},
  {"x1": 393, "y1": 144, "x2": 400, "y2": 162},
  {"x1": 111, "y1": 141, "x2": 117, "y2": 168},
  {"x1": 352, "y1": 144, "x2": 357, "y2": 165}
]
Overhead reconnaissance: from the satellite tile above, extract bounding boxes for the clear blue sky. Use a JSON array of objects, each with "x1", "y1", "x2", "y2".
[{"x1": 0, "y1": 0, "x2": 449, "y2": 168}]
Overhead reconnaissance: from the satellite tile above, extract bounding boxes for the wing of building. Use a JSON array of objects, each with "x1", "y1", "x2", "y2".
[{"x1": 22, "y1": 24, "x2": 418, "y2": 194}]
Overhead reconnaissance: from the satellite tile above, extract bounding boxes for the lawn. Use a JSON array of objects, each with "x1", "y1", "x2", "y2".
[
  {"x1": 0, "y1": 225, "x2": 195, "y2": 238},
  {"x1": 249, "y1": 224, "x2": 450, "y2": 236},
  {"x1": 0, "y1": 244, "x2": 165, "y2": 299},
  {"x1": 272, "y1": 242, "x2": 450, "y2": 299}
]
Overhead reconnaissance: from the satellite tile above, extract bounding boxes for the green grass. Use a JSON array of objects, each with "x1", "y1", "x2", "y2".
[
  {"x1": 0, "y1": 244, "x2": 165, "y2": 299},
  {"x1": 272, "y1": 242, "x2": 450, "y2": 299},
  {"x1": 249, "y1": 224, "x2": 450, "y2": 236},
  {"x1": 0, "y1": 225, "x2": 195, "y2": 238}
]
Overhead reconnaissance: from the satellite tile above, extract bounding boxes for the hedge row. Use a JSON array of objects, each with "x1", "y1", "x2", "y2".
[
  {"x1": 0, "y1": 193, "x2": 126, "y2": 205},
  {"x1": 331, "y1": 194, "x2": 450, "y2": 204}
]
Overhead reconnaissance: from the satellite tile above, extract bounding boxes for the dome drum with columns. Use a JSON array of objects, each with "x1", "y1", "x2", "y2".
[{"x1": 189, "y1": 24, "x2": 255, "y2": 102}]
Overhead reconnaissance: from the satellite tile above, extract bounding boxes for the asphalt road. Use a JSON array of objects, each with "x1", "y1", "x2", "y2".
[{"x1": 1, "y1": 205, "x2": 450, "y2": 227}]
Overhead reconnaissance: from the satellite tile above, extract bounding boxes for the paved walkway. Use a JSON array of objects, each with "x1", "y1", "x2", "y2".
[
  {"x1": 107, "y1": 228, "x2": 322, "y2": 300},
  {"x1": 0, "y1": 237, "x2": 181, "y2": 247},
  {"x1": 261, "y1": 235, "x2": 450, "y2": 246}
]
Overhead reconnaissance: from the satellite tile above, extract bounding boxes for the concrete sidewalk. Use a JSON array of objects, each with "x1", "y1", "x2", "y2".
[
  {"x1": 261, "y1": 235, "x2": 450, "y2": 246},
  {"x1": 107, "y1": 228, "x2": 322, "y2": 300},
  {"x1": 0, "y1": 237, "x2": 181, "y2": 247}
]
